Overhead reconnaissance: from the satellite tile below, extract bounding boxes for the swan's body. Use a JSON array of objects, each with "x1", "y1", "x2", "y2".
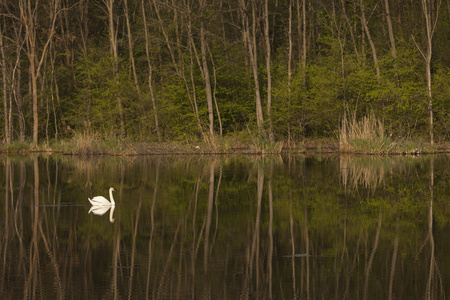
[{"x1": 88, "y1": 187, "x2": 116, "y2": 206}]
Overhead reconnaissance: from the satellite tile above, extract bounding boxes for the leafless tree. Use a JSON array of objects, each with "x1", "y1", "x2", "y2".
[{"x1": 19, "y1": 0, "x2": 61, "y2": 143}]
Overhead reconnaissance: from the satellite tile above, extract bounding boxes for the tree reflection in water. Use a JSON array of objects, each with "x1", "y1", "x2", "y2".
[{"x1": 0, "y1": 154, "x2": 448, "y2": 299}]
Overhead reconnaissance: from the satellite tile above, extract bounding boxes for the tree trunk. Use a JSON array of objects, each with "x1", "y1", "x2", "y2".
[
  {"x1": 288, "y1": 0, "x2": 293, "y2": 144},
  {"x1": 302, "y1": 0, "x2": 306, "y2": 88},
  {"x1": 0, "y1": 28, "x2": 11, "y2": 144},
  {"x1": 360, "y1": 0, "x2": 381, "y2": 84},
  {"x1": 420, "y1": 0, "x2": 441, "y2": 145},
  {"x1": 30, "y1": 45, "x2": 39, "y2": 143},
  {"x1": 124, "y1": 0, "x2": 143, "y2": 102},
  {"x1": 185, "y1": 1, "x2": 205, "y2": 137},
  {"x1": 152, "y1": 0, "x2": 181, "y2": 76},
  {"x1": 141, "y1": 0, "x2": 162, "y2": 142},
  {"x1": 264, "y1": 0, "x2": 274, "y2": 142},
  {"x1": 208, "y1": 46, "x2": 223, "y2": 136},
  {"x1": 340, "y1": 0, "x2": 360, "y2": 64},
  {"x1": 199, "y1": 0, "x2": 215, "y2": 138},
  {"x1": 105, "y1": 0, "x2": 126, "y2": 136},
  {"x1": 384, "y1": 0, "x2": 398, "y2": 79},
  {"x1": 20, "y1": 0, "x2": 60, "y2": 144},
  {"x1": 15, "y1": 69, "x2": 26, "y2": 142},
  {"x1": 239, "y1": 0, "x2": 264, "y2": 134},
  {"x1": 77, "y1": 0, "x2": 92, "y2": 131}
]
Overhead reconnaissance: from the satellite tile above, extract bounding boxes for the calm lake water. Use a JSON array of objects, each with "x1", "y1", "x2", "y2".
[{"x1": 0, "y1": 154, "x2": 449, "y2": 299}]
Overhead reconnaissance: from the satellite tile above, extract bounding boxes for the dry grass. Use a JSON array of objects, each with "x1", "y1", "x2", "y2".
[
  {"x1": 339, "y1": 110, "x2": 438, "y2": 154},
  {"x1": 53, "y1": 132, "x2": 125, "y2": 155},
  {"x1": 339, "y1": 110, "x2": 400, "y2": 154}
]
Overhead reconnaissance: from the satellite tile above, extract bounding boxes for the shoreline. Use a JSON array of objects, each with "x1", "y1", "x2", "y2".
[{"x1": 1, "y1": 138, "x2": 449, "y2": 156}]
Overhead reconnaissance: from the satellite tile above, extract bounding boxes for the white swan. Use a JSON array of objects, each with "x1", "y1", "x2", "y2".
[{"x1": 88, "y1": 187, "x2": 116, "y2": 206}]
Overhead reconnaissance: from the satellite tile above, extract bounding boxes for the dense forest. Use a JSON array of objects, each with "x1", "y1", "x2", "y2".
[{"x1": 0, "y1": 0, "x2": 449, "y2": 145}]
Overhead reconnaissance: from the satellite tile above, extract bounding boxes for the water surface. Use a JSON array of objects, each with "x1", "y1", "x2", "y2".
[{"x1": 0, "y1": 154, "x2": 449, "y2": 299}]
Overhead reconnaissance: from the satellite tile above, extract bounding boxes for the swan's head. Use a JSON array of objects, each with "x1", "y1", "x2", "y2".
[
  {"x1": 110, "y1": 218, "x2": 116, "y2": 223},
  {"x1": 110, "y1": 187, "x2": 116, "y2": 192}
]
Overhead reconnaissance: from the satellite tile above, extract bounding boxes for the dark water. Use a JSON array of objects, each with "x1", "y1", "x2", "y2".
[{"x1": 0, "y1": 154, "x2": 449, "y2": 299}]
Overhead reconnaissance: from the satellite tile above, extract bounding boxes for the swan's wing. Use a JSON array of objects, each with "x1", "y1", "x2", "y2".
[
  {"x1": 89, "y1": 206, "x2": 110, "y2": 216},
  {"x1": 89, "y1": 196, "x2": 110, "y2": 206}
]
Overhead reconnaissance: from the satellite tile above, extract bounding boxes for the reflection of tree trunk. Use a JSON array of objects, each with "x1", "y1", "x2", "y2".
[
  {"x1": 204, "y1": 161, "x2": 215, "y2": 273},
  {"x1": 211, "y1": 162, "x2": 222, "y2": 249},
  {"x1": 39, "y1": 221, "x2": 63, "y2": 299},
  {"x1": 111, "y1": 227, "x2": 120, "y2": 300},
  {"x1": 156, "y1": 221, "x2": 181, "y2": 299},
  {"x1": 304, "y1": 206, "x2": 310, "y2": 300},
  {"x1": 268, "y1": 166, "x2": 274, "y2": 298},
  {"x1": 335, "y1": 206, "x2": 348, "y2": 299},
  {"x1": 344, "y1": 228, "x2": 362, "y2": 298},
  {"x1": 364, "y1": 211, "x2": 382, "y2": 300},
  {"x1": 425, "y1": 158, "x2": 434, "y2": 299},
  {"x1": 25, "y1": 159, "x2": 40, "y2": 299},
  {"x1": 250, "y1": 165, "x2": 264, "y2": 296},
  {"x1": 128, "y1": 181, "x2": 143, "y2": 300},
  {"x1": 388, "y1": 215, "x2": 399, "y2": 300},
  {"x1": 15, "y1": 162, "x2": 26, "y2": 244},
  {"x1": 146, "y1": 161, "x2": 160, "y2": 300},
  {"x1": 289, "y1": 197, "x2": 296, "y2": 298}
]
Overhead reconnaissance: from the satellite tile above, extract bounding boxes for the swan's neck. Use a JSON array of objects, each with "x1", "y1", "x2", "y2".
[{"x1": 109, "y1": 188, "x2": 115, "y2": 206}]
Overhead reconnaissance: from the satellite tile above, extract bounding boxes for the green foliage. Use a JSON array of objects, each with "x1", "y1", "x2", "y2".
[
  {"x1": 0, "y1": 0, "x2": 448, "y2": 145},
  {"x1": 432, "y1": 67, "x2": 450, "y2": 139}
]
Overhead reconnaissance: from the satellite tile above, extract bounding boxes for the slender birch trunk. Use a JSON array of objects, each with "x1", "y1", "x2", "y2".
[
  {"x1": 383, "y1": 0, "x2": 398, "y2": 76},
  {"x1": 239, "y1": 0, "x2": 264, "y2": 134},
  {"x1": 264, "y1": 0, "x2": 274, "y2": 142},
  {"x1": 124, "y1": 0, "x2": 142, "y2": 102},
  {"x1": 0, "y1": 28, "x2": 11, "y2": 144},
  {"x1": 287, "y1": 0, "x2": 293, "y2": 144},
  {"x1": 141, "y1": 0, "x2": 162, "y2": 141},
  {"x1": 421, "y1": 0, "x2": 441, "y2": 145},
  {"x1": 360, "y1": 0, "x2": 381, "y2": 84},
  {"x1": 302, "y1": 0, "x2": 306, "y2": 87},
  {"x1": 104, "y1": 0, "x2": 126, "y2": 136},
  {"x1": 199, "y1": 0, "x2": 215, "y2": 138},
  {"x1": 19, "y1": 0, "x2": 60, "y2": 143}
]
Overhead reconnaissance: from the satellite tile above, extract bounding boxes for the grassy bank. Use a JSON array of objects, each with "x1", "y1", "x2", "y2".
[
  {"x1": 0, "y1": 127, "x2": 447, "y2": 156},
  {"x1": 0, "y1": 132, "x2": 288, "y2": 155},
  {"x1": 339, "y1": 111, "x2": 440, "y2": 154}
]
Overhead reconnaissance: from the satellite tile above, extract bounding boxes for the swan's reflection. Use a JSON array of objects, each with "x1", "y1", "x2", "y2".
[{"x1": 89, "y1": 205, "x2": 116, "y2": 223}]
